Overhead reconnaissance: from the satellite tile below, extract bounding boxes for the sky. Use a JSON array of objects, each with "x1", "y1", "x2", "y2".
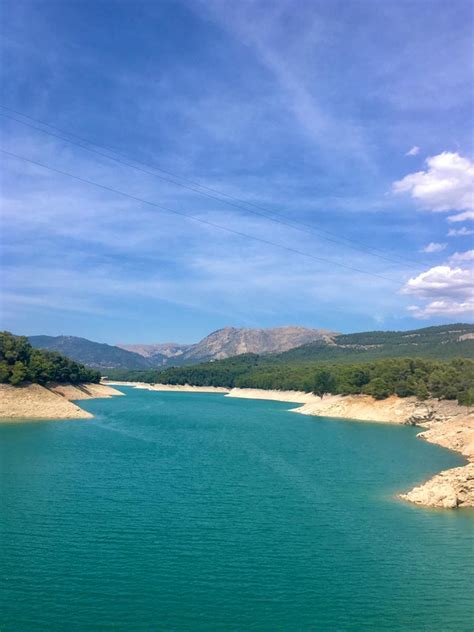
[{"x1": 0, "y1": 0, "x2": 473, "y2": 344}]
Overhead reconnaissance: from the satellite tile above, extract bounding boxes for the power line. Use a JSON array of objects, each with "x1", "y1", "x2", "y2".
[
  {"x1": 0, "y1": 105, "x2": 425, "y2": 271},
  {"x1": 0, "y1": 148, "x2": 402, "y2": 285}
]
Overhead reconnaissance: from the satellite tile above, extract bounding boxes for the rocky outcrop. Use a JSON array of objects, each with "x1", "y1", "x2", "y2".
[
  {"x1": 399, "y1": 407, "x2": 474, "y2": 508},
  {"x1": 183, "y1": 326, "x2": 336, "y2": 361},
  {"x1": 117, "y1": 342, "x2": 190, "y2": 361},
  {"x1": 399, "y1": 464, "x2": 474, "y2": 508},
  {"x1": 120, "y1": 327, "x2": 336, "y2": 364}
]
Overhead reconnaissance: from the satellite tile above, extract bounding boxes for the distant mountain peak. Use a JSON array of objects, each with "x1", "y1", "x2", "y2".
[
  {"x1": 119, "y1": 326, "x2": 337, "y2": 365},
  {"x1": 175, "y1": 326, "x2": 338, "y2": 362}
]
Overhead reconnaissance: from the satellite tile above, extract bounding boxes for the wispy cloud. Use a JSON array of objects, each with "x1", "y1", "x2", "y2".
[
  {"x1": 449, "y1": 250, "x2": 474, "y2": 263},
  {"x1": 448, "y1": 226, "x2": 474, "y2": 237},
  {"x1": 447, "y1": 210, "x2": 474, "y2": 223},
  {"x1": 191, "y1": 0, "x2": 376, "y2": 170},
  {"x1": 408, "y1": 300, "x2": 473, "y2": 319},
  {"x1": 421, "y1": 242, "x2": 446, "y2": 253}
]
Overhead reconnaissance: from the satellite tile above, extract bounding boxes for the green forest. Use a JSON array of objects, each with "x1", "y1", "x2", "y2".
[
  {"x1": 0, "y1": 332, "x2": 101, "y2": 386},
  {"x1": 107, "y1": 354, "x2": 474, "y2": 405},
  {"x1": 273, "y1": 324, "x2": 474, "y2": 363}
]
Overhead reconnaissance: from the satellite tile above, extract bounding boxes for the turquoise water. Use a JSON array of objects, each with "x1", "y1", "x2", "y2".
[{"x1": 1, "y1": 387, "x2": 473, "y2": 631}]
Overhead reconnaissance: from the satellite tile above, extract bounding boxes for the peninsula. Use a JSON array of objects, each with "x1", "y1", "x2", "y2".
[{"x1": 0, "y1": 332, "x2": 123, "y2": 419}]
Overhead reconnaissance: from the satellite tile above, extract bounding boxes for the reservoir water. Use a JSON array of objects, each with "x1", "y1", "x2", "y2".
[{"x1": 1, "y1": 387, "x2": 473, "y2": 631}]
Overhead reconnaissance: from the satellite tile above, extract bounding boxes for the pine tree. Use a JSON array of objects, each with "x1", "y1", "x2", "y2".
[{"x1": 9, "y1": 361, "x2": 28, "y2": 386}]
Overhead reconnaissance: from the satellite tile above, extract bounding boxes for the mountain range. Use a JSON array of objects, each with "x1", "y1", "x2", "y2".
[
  {"x1": 29, "y1": 327, "x2": 332, "y2": 369},
  {"x1": 28, "y1": 323, "x2": 474, "y2": 370},
  {"x1": 118, "y1": 326, "x2": 335, "y2": 365}
]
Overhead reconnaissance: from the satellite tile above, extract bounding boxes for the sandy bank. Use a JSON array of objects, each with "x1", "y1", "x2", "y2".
[
  {"x1": 227, "y1": 389, "x2": 428, "y2": 423},
  {"x1": 0, "y1": 382, "x2": 123, "y2": 421},
  {"x1": 106, "y1": 381, "x2": 230, "y2": 394}
]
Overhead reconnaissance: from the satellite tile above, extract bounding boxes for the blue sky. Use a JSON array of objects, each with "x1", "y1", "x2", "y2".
[{"x1": 0, "y1": 0, "x2": 473, "y2": 343}]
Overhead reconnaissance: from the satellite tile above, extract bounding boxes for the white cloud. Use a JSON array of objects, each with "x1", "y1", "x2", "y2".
[
  {"x1": 408, "y1": 300, "x2": 474, "y2": 318},
  {"x1": 449, "y1": 250, "x2": 474, "y2": 263},
  {"x1": 402, "y1": 264, "x2": 474, "y2": 319},
  {"x1": 402, "y1": 265, "x2": 473, "y2": 299},
  {"x1": 447, "y1": 210, "x2": 474, "y2": 223},
  {"x1": 393, "y1": 152, "x2": 474, "y2": 217},
  {"x1": 448, "y1": 226, "x2": 474, "y2": 237},
  {"x1": 405, "y1": 146, "x2": 420, "y2": 156},
  {"x1": 421, "y1": 242, "x2": 446, "y2": 253}
]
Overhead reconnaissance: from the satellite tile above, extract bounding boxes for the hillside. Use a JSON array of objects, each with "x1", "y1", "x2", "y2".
[
  {"x1": 276, "y1": 324, "x2": 474, "y2": 363},
  {"x1": 29, "y1": 335, "x2": 152, "y2": 369},
  {"x1": 117, "y1": 342, "x2": 191, "y2": 365}
]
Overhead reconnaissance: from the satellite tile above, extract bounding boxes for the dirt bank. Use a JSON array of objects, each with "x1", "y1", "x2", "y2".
[
  {"x1": 0, "y1": 383, "x2": 123, "y2": 421},
  {"x1": 107, "y1": 381, "x2": 230, "y2": 394}
]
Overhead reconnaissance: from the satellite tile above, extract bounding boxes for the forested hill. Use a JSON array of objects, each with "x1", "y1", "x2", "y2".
[
  {"x1": 105, "y1": 325, "x2": 474, "y2": 406},
  {"x1": 275, "y1": 324, "x2": 474, "y2": 363},
  {"x1": 1, "y1": 332, "x2": 100, "y2": 386},
  {"x1": 29, "y1": 335, "x2": 153, "y2": 369}
]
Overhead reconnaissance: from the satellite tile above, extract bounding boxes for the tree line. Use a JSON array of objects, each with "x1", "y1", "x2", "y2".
[
  {"x1": 0, "y1": 332, "x2": 101, "y2": 386},
  {"x1": 106, "y1": 354, "x2": 474, "y2": 405}
]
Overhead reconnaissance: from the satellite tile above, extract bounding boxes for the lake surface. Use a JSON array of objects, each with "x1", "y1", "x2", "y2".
[{"x1": 1, "y1": 387, "x2": 473, "y2": 631}]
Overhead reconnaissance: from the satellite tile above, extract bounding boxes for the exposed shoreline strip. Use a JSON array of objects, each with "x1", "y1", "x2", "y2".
[{"x1": 0, "y1": 382, "x2": 124, "y2": 420}]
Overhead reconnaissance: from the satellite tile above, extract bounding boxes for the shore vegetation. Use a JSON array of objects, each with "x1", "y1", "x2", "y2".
[
  {"x1": 0, "y1": 332, "x2": 101, "y2": 386},
  {"x1": 106, "y1": 355, "x2": 474, "y2": 405}
]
